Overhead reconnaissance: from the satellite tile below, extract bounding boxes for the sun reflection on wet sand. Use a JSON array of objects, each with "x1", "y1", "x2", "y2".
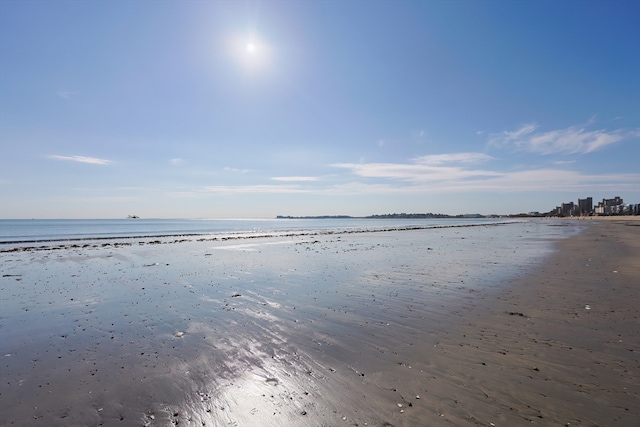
[{"x1": 1, "y1": 221, "x2": 580, "y2": 426}]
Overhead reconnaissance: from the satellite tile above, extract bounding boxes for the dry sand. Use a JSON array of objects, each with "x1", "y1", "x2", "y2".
[{"x1": 0, "y1": 220, "x2": 638, "y2": 426}]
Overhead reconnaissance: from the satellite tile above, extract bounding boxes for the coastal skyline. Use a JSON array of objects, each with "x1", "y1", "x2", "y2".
[{"x1": 1, "y1": 1, "x2": 639, "y2": 219}]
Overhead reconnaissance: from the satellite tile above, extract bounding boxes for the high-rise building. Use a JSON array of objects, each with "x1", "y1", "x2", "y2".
[
  {"x1": 594, "y1": 196, "x2": 624, "y2": 215},
  {"x1": 560, "y1": 202, "x2": 575, "y2": 216},
  {"x1": 577, "y1": 197, "x2": 593, "y2": 215},
  {"x1": 602, "y1": 196, "x2": 623, "y2": 207}
]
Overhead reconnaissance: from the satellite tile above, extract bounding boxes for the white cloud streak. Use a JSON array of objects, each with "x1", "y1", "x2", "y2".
[
  {"x1": 224, "y1": 167, "x2": 250, "y2": 174},
  {"x1": 271, "y1": 176, "x2": 319, "y2": 182},
  {"x1": 415, "y1": 153, "x2": 494, "y2": 165},
  {"x1": 489, "y1": 123, "x2": 639, "y2": 155},
  {"x1": 321, "y1": 170, "x2": 638, "y2": 195},
  {"x1": 329, "y1": 151, "x2": 638, "y2": 194},
  {"x1": 185, "y1": 169, "x2": 637, "y2": 197},
  {"x1": 332, "y1": 152, "x2": 498, "y2": 182},
  {"x1": 203, "y1": 184, "x2": 310, "y2": 194},
  {"x1": 49, "y1": 155, "x2": 112, "y2": 165},
  {"x1": 184, "y1": 151, "x2": 637, "y2": 197}
]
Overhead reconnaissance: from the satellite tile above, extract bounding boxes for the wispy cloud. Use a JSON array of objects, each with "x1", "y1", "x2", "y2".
[
  {"x1": 56, "y1": 90, "x2": 76, "y2": 99},
  {"x1": 271, "y1": 176, "x2": 319, "y2": 182},
  {"x1": 168, "y1": 149, "x2": 637, "y2": 199},
  {"x1": 328, "y1": 152, "x2": 637, "y2": 194},
  {"x1": 332, "y1": 152, "x2": 498, "y2": 182},
  {"x1": 170, "y1": 158, "x2": 185, "y2": 166},
  {"x1": 49, "y1": 155, "x2": 112, "y2": 165},
  {"x1": 224, "y1": 167, "x2": 250, "y2": 174},
  {"x1": 415, "y1": 153, "x2": 494, "y2": 165},
  {"x1": 203, "y1": 184, "x2": 309, "y2": 194},
  {"x1": 187, "y1": 169, "x2": 637, "y2": 197},
  {"x1": 489, "y1": 123, "x2": 639, "y2": 155},
  {"x1": 322, "y1": 171, "x2": 637, "y2": 195}
]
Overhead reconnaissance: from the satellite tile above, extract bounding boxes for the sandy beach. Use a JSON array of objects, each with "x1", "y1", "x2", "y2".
[
  {"x1": 1, "y1": 219, "x2": 639, "y2": 426},
  {"x1": 405, "y1": 219, "x2": 640, "y2": 426}
]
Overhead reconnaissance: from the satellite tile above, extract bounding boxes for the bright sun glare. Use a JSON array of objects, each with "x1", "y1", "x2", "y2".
[{"x1": 246, "y1": 43, "x2": 256, "y2": 53}]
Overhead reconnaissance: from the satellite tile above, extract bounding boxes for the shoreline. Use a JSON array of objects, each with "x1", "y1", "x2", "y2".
[
  {"x1": 1, "y1": 220, "x2": 638, "y2": 426},
  {"x1": 2, "y1": 216, "x2": 638, "y2": 249},
  {"x1": 554, "y1": 215, "x2": 640, "y2": 221},
  {"x1": 0, "y1": 220, "x2": 517, "y2": 251}
]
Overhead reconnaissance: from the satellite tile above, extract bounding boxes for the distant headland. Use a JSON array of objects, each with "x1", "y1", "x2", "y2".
[
  {"x1": 276, "y1": 213, "x2": 483, "y2": 219},
  {"x1": 277, "y1": 195, "x2": 639, "y2": 219}
]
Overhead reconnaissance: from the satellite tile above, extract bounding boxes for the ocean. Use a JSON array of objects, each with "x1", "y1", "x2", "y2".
[{"x1": 0, "y1": 217, "x2": 515, "y2": 244}]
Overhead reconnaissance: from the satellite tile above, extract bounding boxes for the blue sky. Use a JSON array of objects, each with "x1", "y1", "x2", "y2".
[{"x1": 1, "y1": 0, "x2": 638, "y2": 218}]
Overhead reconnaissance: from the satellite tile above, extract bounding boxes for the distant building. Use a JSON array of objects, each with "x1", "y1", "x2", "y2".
[
  {"x1": 594, "y1": 196, "x2": 624, "y2": 215},
  {"x1": 603, "y1": 196, "x2": 623, "y2": 207},
  {"x1": 549, "y1": 195, "x2": 637, "y2": 217},
  {"x1": 559, "y1": 201, "x2": 575, "y2": 216},
  {"x1": 577, "y1": 197, "x2": 593, "y2": 216},
  {"x1": 554, "y1": 202, "x2": 575, "y2": 216}
]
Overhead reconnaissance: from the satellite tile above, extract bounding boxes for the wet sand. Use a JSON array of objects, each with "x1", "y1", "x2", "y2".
[
  {"x1": 1, "y1": 220, "x2": 638, "y2": 426},
  {"x1": 408, "y1": 219, "x2": 640, "y2": 426}
]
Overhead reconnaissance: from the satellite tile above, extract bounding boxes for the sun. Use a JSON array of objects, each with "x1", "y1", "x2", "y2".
[{"x1": 246, "y1": 43, "x2": 256, "y2": 53}]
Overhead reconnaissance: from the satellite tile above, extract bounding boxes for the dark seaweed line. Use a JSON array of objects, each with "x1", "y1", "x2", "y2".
[
  {"x1": 0, "y1": 221, "x2": 518, "y2": 253},
  {"x1": 0, "y1": 233, "x2": 205, "y2": 245}
]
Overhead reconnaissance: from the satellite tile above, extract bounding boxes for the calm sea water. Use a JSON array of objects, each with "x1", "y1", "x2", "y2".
[{"x1": 0, "y1": 218, "x2": 511, "y2": 244}]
